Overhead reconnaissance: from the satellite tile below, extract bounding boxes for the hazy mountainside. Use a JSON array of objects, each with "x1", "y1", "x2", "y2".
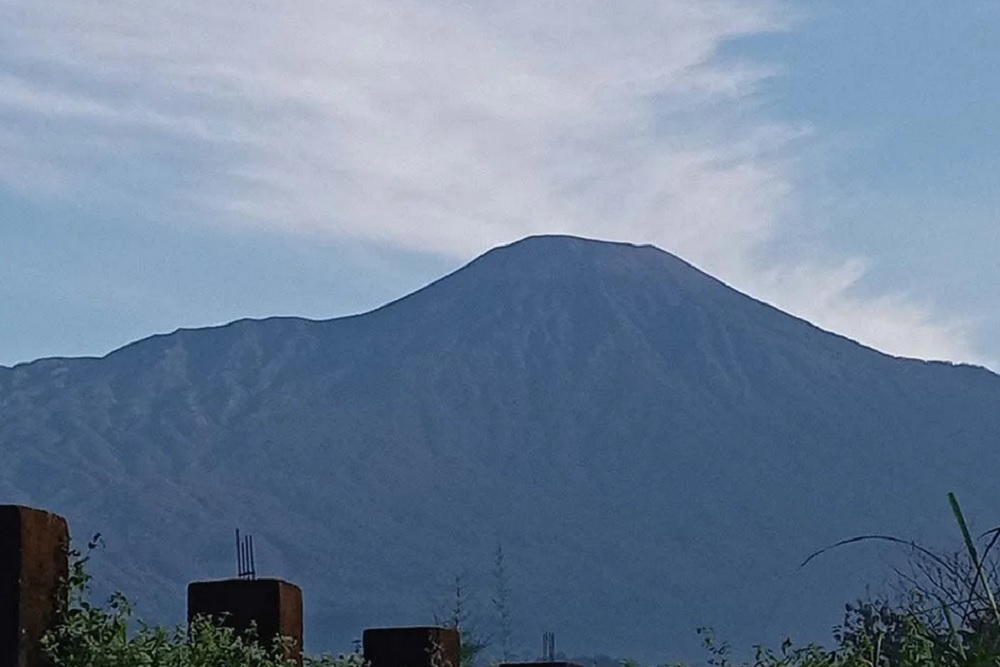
[{"x1": 2, "y1": 235, "x2": 1000, "y2": 661}]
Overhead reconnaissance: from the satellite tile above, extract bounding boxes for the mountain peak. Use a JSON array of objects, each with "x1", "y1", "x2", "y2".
[
  {"x1": 397, "y1": 234, "x2": 734, "y2": 316},
  {"x1": 369, "y1": 234, "x2": 819, "y2": 359},
  {"x1": 469, "y1": 234, "x2": 698, "y2": 278},
  {"x1": 493, "y1": 233, "x2": 658, "y2": 255}
]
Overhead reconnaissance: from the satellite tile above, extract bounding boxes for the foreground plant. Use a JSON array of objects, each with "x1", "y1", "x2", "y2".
[
  {"x1": 43, "y1": 535, "x2": 364, "y2": 667},
  {"x1": 638, "y1": 492, "x2": 1000, "y2": 667}
]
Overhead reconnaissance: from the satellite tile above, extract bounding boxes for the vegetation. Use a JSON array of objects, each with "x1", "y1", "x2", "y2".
[
  {"x1": 491, "y1": 544, "x2": 514, "y2": 663},
  {"x1": 44, "y1": 493, "x2": 1000, "y2": 667},
  {"x1": 436, "y1": 574, "x2": 491, "y2": 667},
  {"x1": 42, "y1": 534, "x2": 363, "y2": 667},
  {"x1": 645, "y1": 492, "x2": 1000, "y2": 667}
]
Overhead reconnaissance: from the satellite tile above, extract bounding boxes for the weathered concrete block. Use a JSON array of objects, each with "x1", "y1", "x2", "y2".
[
  {"x1": 187, "y1": 578, "x2": 303, "y2": 666},
  {"x1": 0, "y1": 505, "x2": 69, "y2": 667},
  {"x1": 363, "y1": 626, "x2": 460, "y2": 667}
]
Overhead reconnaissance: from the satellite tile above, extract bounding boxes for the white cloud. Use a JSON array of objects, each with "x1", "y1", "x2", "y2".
[{"x1": 0, "y1": 0, "x2": 987, "y2": 365}]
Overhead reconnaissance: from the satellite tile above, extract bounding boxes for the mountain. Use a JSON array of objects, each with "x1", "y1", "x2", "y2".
[{"x1": 2, "y1": 235, "x2": 999, "y2": 661}]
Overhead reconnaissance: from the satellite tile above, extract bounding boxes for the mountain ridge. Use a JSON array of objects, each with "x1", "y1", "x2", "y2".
[{"x1": 4, "y1": 235, "x2": 986, "y2": 375}]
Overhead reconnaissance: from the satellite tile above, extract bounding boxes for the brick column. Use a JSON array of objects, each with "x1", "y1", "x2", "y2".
[
  {"x1": 364, "y1": 626, "x2": 461, "y2": 667},
  {"x1": 187, "y1": 578, "x2": 303, "y2": 666},
  {"x1": 0, "y1": 505, "x2": 69, "y2": 667}
]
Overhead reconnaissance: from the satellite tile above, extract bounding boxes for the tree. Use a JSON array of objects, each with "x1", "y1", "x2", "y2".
[
  {"x1": 491, "y1": 544, "x2": 514, "y2": 662},
  {"x1": 436, "y1": 575, "x2": 490, "y2": 667}
]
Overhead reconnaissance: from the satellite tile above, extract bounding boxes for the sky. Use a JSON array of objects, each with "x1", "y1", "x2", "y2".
[{"x1": 1, "y1": 1, "x2": 998, "y2": 369}]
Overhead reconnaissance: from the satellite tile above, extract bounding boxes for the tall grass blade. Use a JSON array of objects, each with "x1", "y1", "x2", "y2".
[
  {"x1": 801, "y1": 534, "x2": 958, "y2": 577},
  {"x1": 950, "y1": 492, "x2": 980, "y2": 564},
  {"x1": 941, "y1": 598, "x2": 967, "y2": 661},
  {"x1": 979, "y1": 526, "x2": 1000, "y2": 564},
  {"x1": 948, "y1": 491, "x2": 1000, "y2": 627}
]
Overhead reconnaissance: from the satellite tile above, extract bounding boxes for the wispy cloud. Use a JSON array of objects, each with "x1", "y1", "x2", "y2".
[{"x1": 0, "y1": 0, "x2": 986, "y2": 365}]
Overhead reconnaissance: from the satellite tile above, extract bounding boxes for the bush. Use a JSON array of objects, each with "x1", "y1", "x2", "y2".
[
  {"x1": 661, "y1": 492, "x2": 1000, "y2": 667},
  {"x1": 43, "y1": 535, "x2": 363, "y2": 667}
]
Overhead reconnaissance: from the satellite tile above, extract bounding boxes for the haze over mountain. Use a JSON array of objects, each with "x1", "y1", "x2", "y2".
[{"x1": 2, "y1": 235, "x2": 999, "y2": 661}]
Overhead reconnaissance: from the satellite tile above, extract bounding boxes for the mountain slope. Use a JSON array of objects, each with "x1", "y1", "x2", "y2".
[{"x1": 2, "y1": 235, "x2": 999, "y2": 661}]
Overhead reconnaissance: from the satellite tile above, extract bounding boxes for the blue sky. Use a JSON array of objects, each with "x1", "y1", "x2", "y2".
[{"x1": 1, "y1": 1, "x2": 997, "y2": 368}]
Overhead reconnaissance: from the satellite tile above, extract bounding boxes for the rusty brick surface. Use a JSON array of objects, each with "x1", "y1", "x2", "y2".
[
  {"x1": 187, "y1": 578, "x2": 303, "y2": 666},
  {"x1": 363, "y1": 626, "x2": 460, "y2": 667},
  {"x1": 0, "y1": 505, "x2": 69, "y2": 667}
]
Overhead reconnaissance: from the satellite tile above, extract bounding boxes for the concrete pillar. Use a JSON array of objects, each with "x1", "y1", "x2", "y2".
[
  {"x1": 363, "y1": 626, "x2": 461, "y2": 667},
  {"x1": 187, "y1": 578, "x2": 303, "y2": 666},
  {"x1": 0, "y1": 505, "x2": 69, "y2": 667}
]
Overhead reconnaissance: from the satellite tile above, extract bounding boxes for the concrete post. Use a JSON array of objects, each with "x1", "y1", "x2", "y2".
[
  {"x1": 363, "y1": 626, "x2": 461, "y2": 667},
  {"x1": 187, "y1": 578, "x2": 304, "y2": 666},
  {"x1": 0, "y1": 505, "x2": 69, "y2": 667}
]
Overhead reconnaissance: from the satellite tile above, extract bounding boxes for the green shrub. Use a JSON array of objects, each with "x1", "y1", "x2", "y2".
[
  {"x1": 658, "y1": 492, "x2": 1000, "y2": 667},
  {"x1": 42, "y1": 535, "x2": 363, "y2": 667}
]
